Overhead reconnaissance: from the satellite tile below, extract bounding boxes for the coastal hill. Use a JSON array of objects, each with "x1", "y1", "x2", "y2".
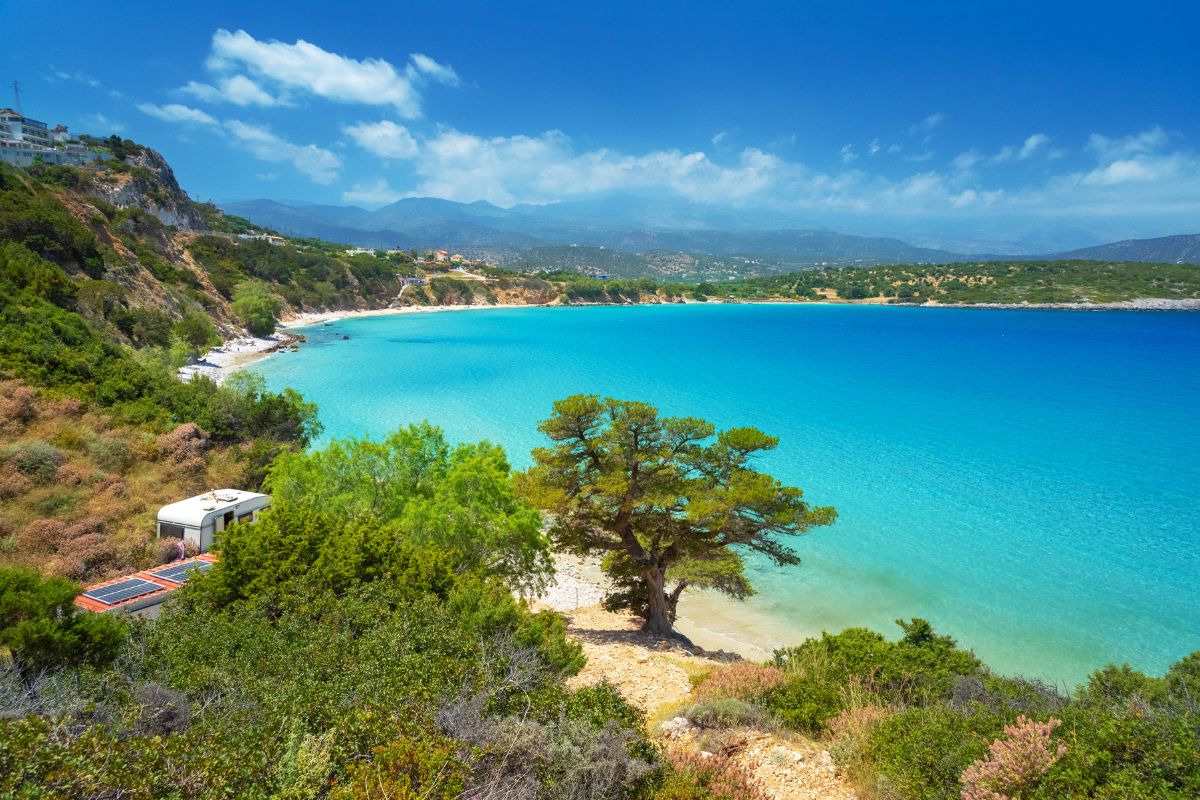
[
  {"x1": 220, "y1": 195, "x2": 1200, "y2": 279},
  {"x1": 1055, "y1": 232, "x2": 1200, "y2": 264}
]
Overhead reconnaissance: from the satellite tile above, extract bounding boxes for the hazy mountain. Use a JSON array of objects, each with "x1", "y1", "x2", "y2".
[{"x1": 1054, "y1": 234, "x2": 1200, "y2": 264}]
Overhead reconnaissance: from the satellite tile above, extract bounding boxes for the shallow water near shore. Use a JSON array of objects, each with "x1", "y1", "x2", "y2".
[{"x1": 252, "y1": 304, "x2": 1200, "y2": 686}]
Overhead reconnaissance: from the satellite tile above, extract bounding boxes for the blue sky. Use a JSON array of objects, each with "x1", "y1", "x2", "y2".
[{"x1": 2, "y1": 0, "x2": 1198, "y2": 248}]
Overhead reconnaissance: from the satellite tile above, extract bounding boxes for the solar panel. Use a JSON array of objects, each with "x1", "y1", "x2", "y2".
[
  {"x1": 147, "y1": 560, "x2": 213, "y2": 584},
  {"x1": 82, "y1": 578, "x2": 163, "y2": 606}
]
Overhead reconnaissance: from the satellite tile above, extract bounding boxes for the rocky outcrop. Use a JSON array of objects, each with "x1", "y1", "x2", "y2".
[{"x1": 90, "y1": 149, "x2": 208, "y2": 232}]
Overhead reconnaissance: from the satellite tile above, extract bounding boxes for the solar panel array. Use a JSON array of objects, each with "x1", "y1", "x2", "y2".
[
  {"x1": 148, "y1": 560, "x2": 213, "y2": 584},
  {"x1": 82, "y1": 578, "x2": 163, "y2": 606}
]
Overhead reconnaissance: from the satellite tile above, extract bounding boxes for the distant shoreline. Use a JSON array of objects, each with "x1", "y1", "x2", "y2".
[{"x1": 187, "y1": 295, "x2": 1200, "y2": 383}]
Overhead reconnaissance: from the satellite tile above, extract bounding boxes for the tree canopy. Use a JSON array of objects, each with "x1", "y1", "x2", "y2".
[
  {"x1": 262, "y1": 423, "x2": 553, "y2": 594},
  {"x1": 516, "y1": 395, "x2": 836, "y2": 636}
]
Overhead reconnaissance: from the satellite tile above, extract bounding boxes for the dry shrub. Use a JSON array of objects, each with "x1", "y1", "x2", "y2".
[
  {"x1": 661, "y1": 746, "x2": 770, "y2": 800},
  {"x1": 0, "y1": 383, "x2": 38, "y2": 431},
  {"x1": 45, "y1": 396, "x2": 83, "y2": 417},
  {"x1": 81, "y1": 412, "x2": 113, "y2": 432},
  {"x1": 16, "y1": 519, "x2": 69, "y2": 554},
  {"x1": 694, "y1": 662, "x2": 787, "y2": 702},
  {"x1": 961, "y1": 716, "x2": 1065, "y2": 800},
  {"x1": 156, "y1": 423, "x2": 210, "y2": 472},
  {"x1": 55, "y1": 463, "x2": 93, "y2": 486},
  {"x1": 96, "y1": 474, "x2": 128, "y2": 498},
  {"x1": 0, "y1": 467, "x2": 32, "y2": 499},
  {"x1": 827, "y1": 703, "x2": 893, "y2": 742},
  {"x1": 51, "y1": 533, "x2": 117, "y2": 580}
]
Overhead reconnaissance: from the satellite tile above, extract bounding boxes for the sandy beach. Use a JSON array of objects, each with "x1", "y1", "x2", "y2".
[{"x1": 537, "y1": 553, "x2": 781, "y2": 661}]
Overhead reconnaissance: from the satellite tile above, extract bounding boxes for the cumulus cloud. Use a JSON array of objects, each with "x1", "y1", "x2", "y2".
[
  {"x1": 402, "y1": 129, "x2": 785, "y2": 206},
  {"x1": 181, "y1": 75, "x2": 284, "y2": 107},
  {"x1": 201, "y1": 29, "x2": 457, "y2": 117},
  {"x1": 225, "y1": 120, "x2": 342, "y2": 184},
  {"x1": 138, "y1": 102, "x2": 218, "y2": 126},
  {"x1": 343, "y1": 178, "x2": 403, "y2": 205},
  {"x1": 344, "y1": 120, "x2": 419, "y2": 159}
]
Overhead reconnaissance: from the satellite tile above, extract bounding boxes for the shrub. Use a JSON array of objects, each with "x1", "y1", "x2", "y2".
[
  {"x1": 0, "y1": 467, "x2": 32, "y2": 499},
  {"x1": 858, "y1": 705, "x2": 1001, "y2": 800},
  {"x1": 232, "y1": 280, "x2": 283, "y2": 336},
  {"x1": 961, "y1": 716, "x2": 1065, "y2": 800},
  {"x1": 683, "y1": 697, "x2": 772, "y2": 730},
  {"x1": 694, "y1": 663, "x2": 787, "y2": 702},
  {"x1": 15, "y1": 519, "x2": 68, "y2": 554},
  {"x1": 766, "y1": 676, "x2": 844, "y2": 733},
  {"x1": 88, "y1": 434, "x2": 134, "y2": 473},
  {"x1": 3, "y1": 441, "x2": 66, "y2": 484},
  {"x1": 155, "y1": 422, "x2": 209, "y2": 472},
  {"x1": 330, "y1": 733, "x2": 467, "y2": 800},
  {"x1": 0, "y1": 383, "x2": 37, "y2": 430},
  {"x1": 54, "y1": 462, "x2": 91, "y2": 486},
  {"x1": 657, "y1": 746, "x2": 770, "y2": 800}
]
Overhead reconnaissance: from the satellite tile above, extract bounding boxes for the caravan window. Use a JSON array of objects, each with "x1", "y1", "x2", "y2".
[{"x1": 159, "y1": 523, "x2": 185, "y2": 539}]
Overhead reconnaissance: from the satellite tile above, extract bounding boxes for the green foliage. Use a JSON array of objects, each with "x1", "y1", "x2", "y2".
[
  {"x1": 519, "y1": 394, "x2": 836, "y2": 635},
  {"x1": 0, "y1": 567, "x2": 124, "y2": 681},
  {"x1": 2, "y1": 441, "x2": 66, "y2": 484},
  {"x1": 683, "y1": 697, "x2": 773, "y2": 730},
  {"x1": 174, "y1": 308, "x2": 221, "y2": 351},
  {"x1": 264, "y1": 424, "x2": 552, "y2": 593},
  {"x1": 858, "y1": 706, "x2": 999, "y2": 800},
  {"x1": 231, "y1": 279, "x2": 283, "y2": 336}
]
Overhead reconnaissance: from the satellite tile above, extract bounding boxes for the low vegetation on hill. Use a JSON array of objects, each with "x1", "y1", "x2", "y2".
[{"x1": 722, "y1": 260, "x2": 1200, "y2": 304}]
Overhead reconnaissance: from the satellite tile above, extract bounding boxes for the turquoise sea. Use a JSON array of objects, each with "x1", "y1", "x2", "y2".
[{"x1": 252, "y1": 304, "x2": 1200, "y2": 686}]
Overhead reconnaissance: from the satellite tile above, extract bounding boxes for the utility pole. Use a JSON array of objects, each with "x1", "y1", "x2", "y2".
[{"x1": 11, "y1": 80, "x2": 21, "y2": 114}]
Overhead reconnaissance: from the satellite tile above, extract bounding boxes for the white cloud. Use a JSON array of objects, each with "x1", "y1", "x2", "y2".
[
  {"x1": 867, "y1": 139, "x2": 881, "y2": 156},
  {"x1": 840, "y1": 144, "x2": 858, "y2": 163},
  {"x1": 49, "y1": 68, "x2": 100, "y2": 87},
  {"x1": 80, "y1": 113, "x2": 124, "y2": 134},
  {"x1": 138, "y1": 102, "x2": 218, "y2": 126},
  {"x1": 409, "y1": 53, "x2": 460, "y2": 86},
  {"x1": 995, "y1": 132, "x2": 1052, "y2": 162},
  {"x1": 225, "y1": 120, "x2": 342, "y2": 184},
  {"x1": 953, "y1": 150, "x2": 982, "y2": 172},
  {"x1": 1088, "y1": 126, "x2": 1168, "y2": 160},
  {"x1": 404, "y1": 129, "x2": 784, "y2": 206},
  {"x1": 711, "y1": 130, "x2": 729, "y2": 146},
  {"x1": 181, "y1": 75, "x2": 284, "y2": 107},
  {"x1": 343, "y1": 178, "x2": 403, "y2": 205},
  {"x1": 203, "y1": 29, "x2": 457, "y2": 117},
  {"x1": 344, "y1": 120, "x2": 419, "y2": 159},
  {"x1": 908, "y1": 112, "x2": 945, "y2": 135},
  {"x1": 255, "y1": 171, "x2": 278, "y2": 181}
]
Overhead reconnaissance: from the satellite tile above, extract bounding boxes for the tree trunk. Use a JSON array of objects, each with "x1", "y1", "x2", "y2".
[{"x1": 643, "y1": 565, "x2": 675, "y2": 637}]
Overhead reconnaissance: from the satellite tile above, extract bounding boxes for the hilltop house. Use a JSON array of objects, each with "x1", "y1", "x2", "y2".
[
  {"x1": 156, "y1": 489, "x2": 270, "y2": 553},
  {"x1": 0, "y1": 109, "x2": 105, "y2": 166},
  {"x1": 432, "y1": 250, "x2": 449, "y2": 262}
]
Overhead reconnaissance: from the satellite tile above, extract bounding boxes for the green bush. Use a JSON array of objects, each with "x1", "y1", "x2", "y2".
[
  {"x1": 767, "y1": 677, "x2": 844, "y2": 733},
  {"x1": 88, "y1": 435, "x2": 133, "y2": 473},
  {"x1": 2, "y1": 441, "x2": 66, "y2": 484},
  {"x1": 683, "y1": 697, "x2": 773, "y2": 730},
  {"x1": 231, "y1": 280, "x2": 282, "y2": 336}
]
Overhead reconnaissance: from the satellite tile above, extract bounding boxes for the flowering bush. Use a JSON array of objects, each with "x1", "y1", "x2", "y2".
[
  {"x1": 657, "y1": 746, "x2": 770, "y2": 800},
  {"x1": 694, "y1": 662, "x2": 787, "y2": 702},
  {"x1": 155, "y1": 423, "x2": 209, "y2": 472},
  {"x1": 960, "y1": 716, "x2": 1064, "y2": 800}
]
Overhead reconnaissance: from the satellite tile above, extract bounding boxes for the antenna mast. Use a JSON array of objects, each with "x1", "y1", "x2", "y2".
[{"x1": 11, "y1": 80, "x2": 21, "y2": 114}]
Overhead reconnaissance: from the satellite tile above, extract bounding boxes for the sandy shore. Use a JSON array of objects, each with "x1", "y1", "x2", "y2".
[
  {"x1": 177, "y1": 333, "x2": 300, "y2": 384},
  {"x1": 537, "y1": 553, "x2": 781, "y2": 661}
]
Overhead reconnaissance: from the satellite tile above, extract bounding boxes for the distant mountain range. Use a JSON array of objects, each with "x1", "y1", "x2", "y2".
[{"x1": 219, "y1": 196, "x2": 1200, "y2": 279}]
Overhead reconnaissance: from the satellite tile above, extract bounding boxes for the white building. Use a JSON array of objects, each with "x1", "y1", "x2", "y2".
[
  {"x1": 156, "y1": 489, "x2": 270, "y2": 552},
  {"x1": 0, "y1": 108, "x2": 52, "y2": 148}
]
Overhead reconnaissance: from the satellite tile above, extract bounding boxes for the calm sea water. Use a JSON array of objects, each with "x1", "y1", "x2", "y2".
[{"x1": 252, "y1": 304, "x2": 1200, "y2": 685}]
